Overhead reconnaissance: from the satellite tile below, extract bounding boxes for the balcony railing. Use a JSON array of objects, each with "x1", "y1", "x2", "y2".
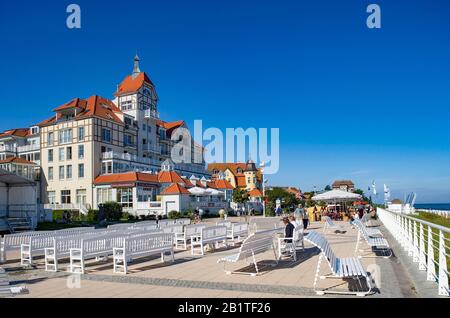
[
  {"x1": 144, "y1": 109, "x2": 160, "y2": 119},
  {"x1": 101, "y1": 151, "x2": 210, "y2": 176},
  {"x1": 17, "y1": 144, "x2": 40, "y2": 153},
  {"x1": 102, "y1": 151, "x2": 162, "y2": 167},
  {"x1": 143, "y1": 144, "x2": 161, "y2": 154},
  {"x1": 0, "y1": 144, "x2": 17, "y2": 153}
]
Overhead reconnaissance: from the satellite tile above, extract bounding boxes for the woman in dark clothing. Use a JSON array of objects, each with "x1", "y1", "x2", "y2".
[{"x1": 282, "y1": 217, "x2": 295, "y2": 242}]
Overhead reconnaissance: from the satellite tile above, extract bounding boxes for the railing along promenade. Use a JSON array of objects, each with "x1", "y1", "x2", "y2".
[{"x1": 377, "y1": 208, "x2": 449, "y2": 296}]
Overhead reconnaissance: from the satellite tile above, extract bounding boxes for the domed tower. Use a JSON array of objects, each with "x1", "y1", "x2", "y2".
[{"x1": 244, "y1": 160, "x2": 258, "y2": 191}]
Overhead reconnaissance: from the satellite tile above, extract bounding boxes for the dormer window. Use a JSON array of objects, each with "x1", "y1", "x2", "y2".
[
  {"x1": 237, "y1": 168, "x2": 242, "y2": 173},
  {"x1": 30, "y1": 126, "x2": 39, "y2": 135}
]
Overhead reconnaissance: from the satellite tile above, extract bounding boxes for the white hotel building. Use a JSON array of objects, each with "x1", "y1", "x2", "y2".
[{"x1": 0, "y1": 56, "x2": 216, "y2": 216}]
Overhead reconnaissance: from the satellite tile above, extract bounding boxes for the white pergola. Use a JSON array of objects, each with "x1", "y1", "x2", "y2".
[{"x1": 312, "y1": 189, "x2": 362, "y2": 215}]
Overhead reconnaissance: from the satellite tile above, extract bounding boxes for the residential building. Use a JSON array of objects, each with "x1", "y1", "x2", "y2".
[
  {"x1": 92, "y1": 161, "x2": 230, "y2": 216},
  {"x1": 1, "y1": 56, "x2": 210, "y2": 212},
  {"x1": 331, "y1": 180, "x2": 355, "y2": 192},
  {"x1": 207, "y1": 160, "x2": 262, "y2": 192}
]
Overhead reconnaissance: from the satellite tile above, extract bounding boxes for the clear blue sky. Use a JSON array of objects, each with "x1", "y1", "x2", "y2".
[{"x1": 1, "y1": 0, "x2": 449, "y2": 203}]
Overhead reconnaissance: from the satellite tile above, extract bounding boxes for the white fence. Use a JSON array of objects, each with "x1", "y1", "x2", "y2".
[{"x1": 377, "y1": 208, "x2": 449, "y2": 296}]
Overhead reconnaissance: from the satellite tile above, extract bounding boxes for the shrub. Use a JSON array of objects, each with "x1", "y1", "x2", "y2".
[
  {"x1": 102, "y1": 202, "x2": 123, "y2": 221},
  {"x1": 168, "y1": 210, "x2": 181, "y2": 219},
  {"x1": 87, "y1": 209, "x2": 99, "y2": 222},
  {"x1": 52, "y1": 210, "x2": 65, "y2": 221}
]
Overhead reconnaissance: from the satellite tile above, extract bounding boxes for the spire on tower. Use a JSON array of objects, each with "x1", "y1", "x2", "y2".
[{"x1": 132, "y1": 53, "x2": 141, "y2": 79}]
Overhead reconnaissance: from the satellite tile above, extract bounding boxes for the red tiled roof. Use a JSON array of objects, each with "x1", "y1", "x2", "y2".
[
  {"x1": 114, "y1": 72, "x2": 154, "y2": 96},
  {"x1": 0, "y1": 128, "x2": 30, "y2": 139},
  {"x1": 195, "y1": 180, "x2": 206, "y2": 188},
  {"x1": 157, "y1": 170, "x2": 184, "y2": 183},
  {"x1": 161, "y1": 183, "x2": 190, "y2": 195},
  {"x1": 182, "y1": 178, "x2": 194, "y2": 187},
  {"x1": 156, "y1": 120, "x2": 185, "y2": 138},
  {"x1": 53, "y1": 98, "x2": 88, "y2": 112},
  {"x1": 210, "y1": 179, "x2": 234, "y2": 190},
  {"x1": 37, "y1": 116, "x2": 57, "y2": 127},
  {"x1": 40, "y1": 96, "x2": 124, "y2": 127},
  {"x1": 0, "y1": 157, "x2": 36, "y2": 165},
  {"x1": 236, "y1": 176, "x2": 247, "y2": 187},
  {"x1": 93, "y1": 172, "x2": 159, "y2": 185},
  {"x1": 249, "y1": 188, "x2": 263, "y2": 197},
  {"x1": 208, "y1": 162, "x2": 262, "y2": 181}
]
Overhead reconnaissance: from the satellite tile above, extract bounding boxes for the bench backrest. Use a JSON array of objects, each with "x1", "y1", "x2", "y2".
[
  {"x1": 323, "y1": 216, "x2": 334, "y2": 225},
  {"x1": 235, "y1": 232, "x2": 276, "y2": 260},
  {"x1": 123, "y1": 233, "x2": 173, "y2": 253},
  {"x1": 352, "y1": 219, "x2": 369, "y2": 239},
  {"x1": 304, "y1": 231, "x2": 338, "y2": 274},
  {"x1": 158, "y1": 219, "x2": 177, "y2": 228},
  {"x1": 52, "y1": 232, "x2": 105, "y2": 255},
  {"x1": 184, "y1": 224, "x2": 206, "y2": 237},
  {"x1": 28, "y1": 228, "x2": 107, "y2": 251},
  {"x1": 2, "y1": 231, "x2": 52, "y2": 248},
  {"x1": 161, "y1": 224, "x2": 184, "y2": 234},
  {"x1": 107, "y1": 223, "x2": 134, "y2": 230},
  {"x1": 132, "y1": 223, "x2": 158, "y2": 231},
  {"x1": 216, "y1": 220, "x2": 232, "y2": 229},
  {"x1": 175, "y1": 218, "x2": 191, "y2": 226},
  {"x1": 292, "y1": 226, "x2": 304, "y2": 242},
  {"x1": 231, "y1": 222, "x2": 249, "y2": 235},
  {"x1": 202, "y1": 226, "x2": 227, "y2": 240},
  {"x1": 134, "y1": 220, "x2": 157, "y2": 226}
]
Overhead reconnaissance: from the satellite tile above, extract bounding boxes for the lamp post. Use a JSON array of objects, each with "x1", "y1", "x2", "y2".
[{"x1": 259, "y1": 161, "x2": 265, "y2": 217}]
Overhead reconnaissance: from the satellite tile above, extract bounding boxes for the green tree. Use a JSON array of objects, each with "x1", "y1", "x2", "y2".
[
  {"x1": 324, "y1": 185, "x2": 332, "y2": 191},
  {"x1": 354, "y1": 189, "x2": 372, "y2": 203},
  {"x1": 266, "y1": 187, "x2": 300, "y2": 212},
  {"x1": 232, "y1": 188, "x2": 248, "y2": 204}
]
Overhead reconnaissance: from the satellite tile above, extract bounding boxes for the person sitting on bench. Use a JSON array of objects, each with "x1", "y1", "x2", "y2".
[{"x1": 282, "y1": 217, "x2": 295, "y2": 242}]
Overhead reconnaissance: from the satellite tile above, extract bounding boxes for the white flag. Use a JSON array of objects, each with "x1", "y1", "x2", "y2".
[
  {"x1": 372, "y1": 181, "x2": 377, "y2": 196},
  {"x1": 383, "y1": 184, "x2": 390, "y2": 200}
]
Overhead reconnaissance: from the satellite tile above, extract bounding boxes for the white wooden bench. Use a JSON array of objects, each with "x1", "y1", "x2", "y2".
[
  {"x1": 304, "y1": 231, "x2": 373, "y2": 296},
  {"x1": 68, "y1": 230, "x2": 155, "y2": 274},
  {"x1": 112, "y1": 233, "x2": 174, "y2": 274},
  {"x1": 44, "y1": 229, "x2": 130, "y2": 272},
  {"x1": 1, "y1": 227, "x2": 93, "y2": 263},
  {"x1": 227, "y1": 222, "x2": 249, "y2": 246},
  {"x1": 158, "y1": 219, "x2": 177, "y2": 228},
  {"x1": 1, "y1": 231, "x2": 51, "y2": 263},
  {"x1": 217, "y1": 230, "x2": 279, "y2": 276},
  {"x1": 191, "y1": 226, "x2": 227, "y2": 255},
  {"x1": 216, "y1": 220, "x2": 231, "y2": 228},
  {"x1": 20, "y1": 228, "x2": 99, "y2": 266},
  {"x1": 322, "y1": 216, "x2": 345, "y2": 234},
  {"x1": 161, "y1": 224, "x2": 184, "y2": 236},
  {"x1": 132, "y1": 223, "x2": 158, "y2": 231},
  {"x1": 353, "y1": 220, "x2": 392, "y2": 258},
  {"x1": 175, "y1": 224, "x2": 206, "y2": 250},
  {"x1": 277, "y1": 226, "x2": 304, "y2": 261},
  {"x1": 175, "y1": 218, "x2": 191, "y2": 226}
]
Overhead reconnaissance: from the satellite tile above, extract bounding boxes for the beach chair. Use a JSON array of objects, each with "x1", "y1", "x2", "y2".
[
  {"x1": 304, "y1": 231, "x2": 373, "y2": 296},
  {"x1": 217, "y1": 230, "x2": 279, "y2": 276},
  {"x1": 322, "y1": 216, "x2": 345, "y2": 234},
  {"x1": 353, "y1": 220, "x2": 392, "y2": 258}
]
